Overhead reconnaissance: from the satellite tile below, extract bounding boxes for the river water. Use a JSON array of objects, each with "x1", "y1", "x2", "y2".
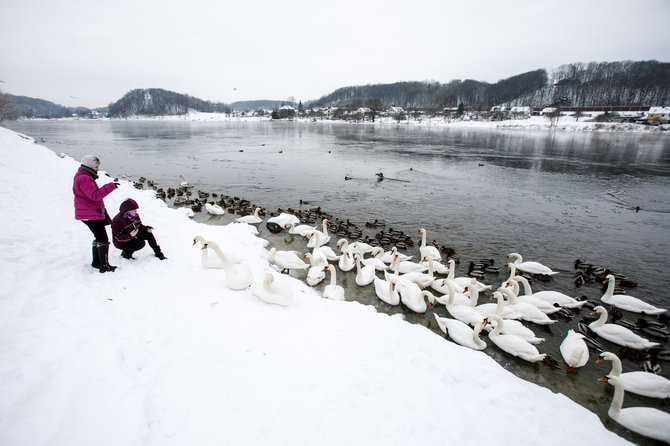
[{"x1": 7, "y1": 119, "x2": 670, "y2": 444}]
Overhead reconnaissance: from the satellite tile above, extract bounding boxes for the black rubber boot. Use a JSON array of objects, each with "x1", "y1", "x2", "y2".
[
  {"x1": 96, "y1": 242, "x2": 117, "y2": 273},
  {"x1": 91, "y1": 240, "x2": 100, "y2": 268},
  {"x1": 121, "y1": 250, "x2": 135, "y2": 260},
  {"x1": 153, "y1": 246, "x2": 167, "y2": 260}
]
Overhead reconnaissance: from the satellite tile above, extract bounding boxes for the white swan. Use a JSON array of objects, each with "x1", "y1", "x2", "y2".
[
  {"x1": 306, "y1": 219, "x2": 331, "y2": 248},
  {"x1": 255, "y1": 272, "x2": 294, "y2": 306},
  {"x1": 179, "y1": 174, "x2": 193, "y2": 188},
  {"x1": 361, "y1": 247, "x2": 388, "y2": 271},
  {"x1": 474, "y1": 290, "x2": 519, "y2": 320},
  {"x1": 193, "y1": 235, "x2": 243, "y2": 267},
  {"x1": 431, "y1": 278, "x2": 471, "y2": 306},
  {"x1": 597, "y1": 351, "x2": 670, "y2": 399},
  {"x1": 284, "y1": 222, "x2": 316, "y2": 237},
  {"x1": 499, "y1": 286, "x2": 557, "y2": 325},
  {"x1": 484, "y1": 314, "x2": 547, "y2": 363},
  {"x1": 338, "y1": 248, "x2": 356, "y2": 272},
  {"x1": 434, "y1": 314, "x2": 487, "y2": 351},
  {"x1": 589, "y1": 306, "x2": 659, "y2": 349},
  {"x1": 600, "y1": 274, "x2": 666, "y2": 315},
  {"x1": 599, "y1": 374, "x2": 670, "y2": 443},
  {"x1": 418, "y1": 228, "x2": 442, "y2": 261},
  {"x1": 420, "y1": 255, "x2": 449, "y2": 274},
  {"x1": 443, "y1": 280, "x2": 486, "y2": 326},
  {"x1": 394, "y1": 285, "x2": 433, "y2": 313},
  {"x1": 443, "y1": 259, "x2": 491, "y2": 292},
  {"x1": 506, "y1": 252, "x2": 558, "y2": 276},
  {"x1": 380, "y1": 246, "x2": 412, "y2": 264},
  {"x1": 505, "y1": 279, "x2": 562, "y2": 315},
  {"x1": 322, "y1": 264, "x2": 345, "y2": 301},
  {"x1": 352, "y1": 241, "x2": 374, "y2": 255},
  {"x1": 205, "y1": 203, "x2": 225, "y2": 215},
  {"x1": 304, "y1": 252, "x2": 327, "y2": 286},
  {"x1": 267, "y1": 213, "x2": 299, "y2": 227},
  {"x1": 398, "y1": 255, "x2": 435, "y2": 288},
  {"x1": 235, "y1": 207, "x2": 263, "y2": 224},
  {"x1": 514, "y1": 275, "x2": 586, "y2": 309},
  {"x1": 202, "y1": 241, "x2": 252, "y2": 290},
  {"x1": 267, "y1": 247, "x2": 309, "y2": 274},
  {"x1": 311, "y1": 232, "x2": 340, "y2": 261},
  {"x1": 559, "y1": 329, "x2": 589, "y2": 371},
  {"x1": 354, "y1": 253, "x2": 376, "y2": 287},
  {"x1": 373, "y1": 275, "x2": 400, "y2": 305},
  {"x1": 387, "y1": 255, "x2": 428, "y2": 274}
]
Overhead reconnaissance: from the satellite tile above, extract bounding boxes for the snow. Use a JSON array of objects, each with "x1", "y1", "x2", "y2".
[{"x1": 0, "y1": 126, "x2": 632, "y2": 445}]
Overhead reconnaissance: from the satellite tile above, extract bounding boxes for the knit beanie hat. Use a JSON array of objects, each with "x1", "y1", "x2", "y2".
[{"x1": 81, "y1": 155, "x2": 100, "y2": 168}]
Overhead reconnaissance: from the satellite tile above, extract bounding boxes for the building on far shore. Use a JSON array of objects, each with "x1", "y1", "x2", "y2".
[{"x1": 645, "y1": 106, "x2": 670, "y2": 122}]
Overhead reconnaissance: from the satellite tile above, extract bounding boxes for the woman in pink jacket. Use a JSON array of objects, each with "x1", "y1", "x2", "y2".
[{"x1": 73, "y1": 155, "x2": 119, "y2": 273}]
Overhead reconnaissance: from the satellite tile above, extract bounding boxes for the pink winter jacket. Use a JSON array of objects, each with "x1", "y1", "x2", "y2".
[{"x1": 73, "y1": 167, "x2": 116, "y2": 220}]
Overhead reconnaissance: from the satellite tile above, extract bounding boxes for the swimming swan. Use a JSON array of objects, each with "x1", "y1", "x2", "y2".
[
  {"x1": 484, "y1": 314, "x2": 547, "y2": 363},
  {"x1": 597, "y1": 351, "x2": 670, "y2": 399},
  {"x1": 559, "y1": 329, "x2": 589, "y2": 371},
  {"x1": 322, "y1": 264, "x2": 345, "y2": 301},
  {"x1": 589, "y1": 306, "x2": 659, "y2": 349},
  {"x1": 434, "y1": 314, "x2": 487, "y2": 351},
  {"x1": 600, "y1": 274, "x2": 666, "y2": 315},
  {"x1": 205, "y1": 203, "x2": 225, "y2": 215},
  {"x1": 506, "y1": 252, "x2": 558, "y2": 276},
  {"x1": 513, "y1": 275, "x2": 586, "y2": 309},
  {"x1": 418, "y1": 228, "x2": 442, "y2": 261},
  {"x1": 236, "y1": 207, "x2": 263, "y2": 224}
]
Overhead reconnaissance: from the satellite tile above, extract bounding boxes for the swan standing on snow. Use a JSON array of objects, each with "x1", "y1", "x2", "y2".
[
  {"x1": 597, "y1": 351, "x2": 670, "y2": 399},
  {"x1": 322, "y1": 264, "x2": 345, "y2": 301},
  {"x1": 433, "y1": 314, "x2": 487, "y2": 351},
  {"x1": 506, "y1": 252, "x2": 558, "y2": 276},
  {"x1": 600, "y1": 274, "x2": 666, "y2": 315},
  {"x1": 193, "y1": 235, "x2": 243, "y2": 268},
  {"x1": 205, "y1": 203, "x2": 225, "y2": 215},
  {"x1": 599, "y1": 375, "x2": 670, "y2": 443},
  {"x1": 255, "y1": 272, "x2": 294, "y2": 306},
  {"x1": 235, "y1": 207, "x2": 263, "y2": 224},
  {"x1": 559, "y1": 329, "x2": 589, "y2": 371},
  {"x1": 589, "y1": 306, "x2": 659, "y2": 349},
  {"x1": 202, "y1": 242, "x2": 252, "y2": 290},
  {"x1": 484, "y1": 314, "x2": 547, "y2": 363},
  {"x1": 354, "y1": 253, "x2": 376, "y2": 286},
  {"x1": 513, "y1": 275, "x2": 586, "y2": 309},
  {"x1": 417, "y1": 228, "x2": 442, "y2": 261},
  {"x1": 267, "y1": 247, "x2": 309, "y2": 274}
]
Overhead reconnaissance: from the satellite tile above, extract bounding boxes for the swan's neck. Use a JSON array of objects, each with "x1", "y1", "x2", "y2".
[
  {"x1": 467, "y1": 285, "x2": 479, "y2": 307},
  {"x1": 516, "y1": 276, "x2": 532, "y2": 295},
  {"x1": 608, "y1": 379, "x2": 624, "y2": 420},
  {"x1": 445, "y1": 280, "x2": 456, "y2": 305},
  {"x1": 420, "y1": 229, "x2": 427, "y2": 248},
  {"x1": 207, "y1": 243, "x2": 230, "y2": 266},
  {"x1": 603, "y1": 277, "x2": 615, "y2": 298},
  {"x1": 489, "y1": 315, "x2": 504, "y2": 336},
  {"x1": 263, "y1": 275, "x2": 275, "y2": 291},
  {"x1": 446, "y1": 261, "x2": 455, "y2": 281},
  {"x1": 593, "y1": 309, "x2": 608, "y2": 327},
  {"x1": 608, "y1": 356, "x2": 623, "y2": 376},
  {"x1": 511, "y1": 253, "x2": 522, "y2": 265},
  {"x1": 510, "y1": 280, "x2": 520, "y2": 297},
  {"x1": 473, "y1": 323, "x2": 484, "y2": 345},
  {"x1": 501, "y1": 287, "x2": 517, "y2": 304},
  {"x1": 427, "y1": 257, "x2": 434, "y2": 278},
  {"x1": 322, "y1": 220, "x2": 329, "y2": 236},
  {"x1": 328, "y1": 265, "x2": 337, "y2": 286},
  {"x1": 494, "y1": 293, "x2": 505, "y2": 315},
  {"x1": 506, "y1": 263, "x2": 517, "y2": 281}
]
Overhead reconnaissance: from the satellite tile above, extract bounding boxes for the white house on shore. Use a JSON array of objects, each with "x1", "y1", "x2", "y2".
[{"x1": 645, "y1": 106, "x2": 670, "y2": 122}]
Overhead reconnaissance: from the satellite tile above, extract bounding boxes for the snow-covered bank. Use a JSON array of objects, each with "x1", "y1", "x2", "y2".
[
  {"x1": 99, "y1": 111, "x2": 670, "y2": 133},
  {"x1": 0, "y1": 126, "x2": 632, "y2": 445}
]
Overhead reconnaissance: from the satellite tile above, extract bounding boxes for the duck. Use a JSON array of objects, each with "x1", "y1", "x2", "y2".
[
  {"x1": 433, "y1": 315, "x2": 487, "y2": 351},
  {"x1": 202, "y1": 242, "x2": 252, "y2": 290},
  {"x1": 506, "y1": 252, "x2": 558, "y2": 276},
  {"x1": 600, "y1": 274, "x2": 666, "y2": 315},
  {"x1": 597, "y1": 351, "x2": 670, "y2": 399},
  {"x1": 267, "y1": 247, "x2": 309, "y2": 274},
  {"x1": 589, "y1": 306, "x2": 659, "y2": 349},
  {"x1": 205, "y1": 203, "x2": 225, "y2": 215},
  {"x1": 179, "y1": 174, "x2": 193, "y2": 188},
  {"x1": 599, "y1": 374, "x2": 670, "y2": 442},
  {"x1": 505, "y1": 279, "x2": 562, "y2": 314},
  {"x1": 354, "y1": 253, "x2": 376, "y2": 287},
  {"x1": 235, "y1": 207, "x2": 263, "y2": 224},
  {"x1": 255, "y1": 273, "x2": 294, "y2": 306},
  {"x1": 322, "y1": 265, "x2": 345, "y2": 301},
  {"x1": 284, "y1": 222, "x2": 316, "y2": 237},
  {"x1": 418, "y1": 228, "x2": 442, "y2": 261},
  {"x1": 560, "y1": 329, "x2": 589, "y2": 371},
  {"x1": 306, "y1": 219, "x2": 331, "y2": 248},
  {"x1": 513, "y1": 275, "x2": 586, "y2": 309},
  {"x1": 483, "y1": 314, "x2": 547, "y2": 363}
]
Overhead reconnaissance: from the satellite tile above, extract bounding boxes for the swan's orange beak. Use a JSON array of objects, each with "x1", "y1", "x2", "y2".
[
  {"x1": 596, "y1": 357, "x2": 604, "y2": 364},
  {"x1": 192, "y1": 240, "x2": 196, "y2": 246},
  {"x1": 598, "y1": 377, "x2": 609, "y2": 382},
  {"x1": 321, "y1": 266, "x2": 328, "y2": 272},
  {"x1": 567, "y1": 367, "x2": 574, "y2": 372}
]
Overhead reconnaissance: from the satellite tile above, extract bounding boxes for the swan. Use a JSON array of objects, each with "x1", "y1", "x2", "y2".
[
  {"x1": 205, "y1": 203, "x2": 225, "y2": 215},
  {"x1": 284, "y1": 222, "x2": 316, "y2": 237},
  {"x1": 589, "y1": 306, "x2": 659, "y2": 349},
  {"x1": 559, "y1": 329, "x2": 589, "y2": 371},
  {"x1": 418, "y1": 228, "x2": 442, "y2": 261},
  {"x1": 311, "y1": 232, "x2": 340, "y2": 261},
  {"x1": 597, "y1": 351, "x2": 670, "y2": 399},
  {"x1": 599, "y1": 374, "x2": 670, "y2": 443},
  {"x1": 434, "y1": 314, "x2": 487, "y2": 350},
  {"x1": 514, "y1": 275, "x2": 586, "y2": 309},
  {"x1": 306, "y1": 219, "x2": 331, "y2": 248},
  {"x1": 443, "y1": 280, "x2": 486, "y2": 326},
  {"x1": 387, "y1": 255, "x2": 428, "y2": 274},
  {"x1": 420, "y1": 256, "x2": 449, "y2": 274},
  {"x1": 322, "y1": 264, "x2": 345, "y2": 301},
  {"x1": 361, "y1": 247, "x2": 388, "y2": 271},
  {"x1": 193, "y1": 235, "x2": 243, "y2": 268},
  {"x1": 506, "y1": 252, "x2": 558, "y2": 276},
  {"x1": 352, "y1": 241, "x2": 374, "y2": 255},
  {"x1": 505, "y1": 279, "x2": 562, "y2": 315},
  {"x1": 484, "y1": 314, "x2": 547, "y2": 363},
  {"x1": 267, "y1": 213, "x2": 299, "y2": 228},
  {"x1": 179, "y1": 174, "x2": 193, "y2": 188},
  {"x1": 267, "y1": 247, "x2": 309, "y2": 274},
  {"x1": 254, "y1": 272, "x2": 294, "y2": 306},
  {"x1": 337, "y1": 247, "x2": 355, "y2": 272},
  {"x1": 373, "y1": 275, "x2": 400, "y2": 305},
  {"x1": 304, "y1": 252, "x2": 327, "y2": 286},
  {"x1": 235, "y1": 207, "x2": 263, "y2": 224},
  {"x1": 474, "y1": 290, "x2": 519, "y2": 319},
  {"x1": 475, "y1": 292, "x2": 544, "y2": 343},
  {"x1": 354, "y1": 253, "x2": 376, "y2": 287},
  {"x1": 600, "y1": 274, "x2": 666, "y2": 315},
  {"x1": 202, "y1": 242, "x2": 252, "y2": 290},
  {"x1": 499, "y1": 286, "x2": 557, "y2": 325},
  {"x1": 380, "y1": 246, "x2": 412, "y2": 264},
  {"x1": 393, "y1": 283, "x2": 434, "y2": 313},
  {"x1": 443, "y1": 259, "x2": 491, "y2": 292},
  {"x1": 398, "y1": 255, "x2": 435, "y2": 288},
  {"x1": 430, "y1": 279, "x2": 471, "y2": 306}
]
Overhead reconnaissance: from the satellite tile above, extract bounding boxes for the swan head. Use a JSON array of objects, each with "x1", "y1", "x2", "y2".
[
  {"x1": 592, "y1": 305, "x2": 607, "y2": 317},
  {"x1": 506, "y1": 252, "x2": 520, "y2": 260},
  {"x1": 597, "y1": 351, "x2": 617, "y2": 364},
  {"x1": 603, "y1": 274, "x2": 615, "y2": 284},
  {"x1": 193, "y1": 235, "x2": 205, "y2": 246}
]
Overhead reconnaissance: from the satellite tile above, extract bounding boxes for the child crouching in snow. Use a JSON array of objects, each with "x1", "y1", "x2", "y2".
[{"x1": 111, "y1": 198, "x2": 167, "y2": 261}]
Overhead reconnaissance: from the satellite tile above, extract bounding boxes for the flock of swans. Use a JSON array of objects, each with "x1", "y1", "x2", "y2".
[{"x1": 193, "y1": 213, "x2": 670, "y2": 443}]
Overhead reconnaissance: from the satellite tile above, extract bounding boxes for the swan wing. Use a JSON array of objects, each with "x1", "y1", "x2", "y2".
[
  {"x1": 621, "y1": 372, "x2": 670, "y2": 399},
  {"x1": 491, "y1": 333, "x2": 546, "y2": 362},
  {"x1": 617, "y1": 408, "x2": 670, "y2": 442},
  {"x1": 601, "y1": 294, "x2": 666, "y2": 315}
]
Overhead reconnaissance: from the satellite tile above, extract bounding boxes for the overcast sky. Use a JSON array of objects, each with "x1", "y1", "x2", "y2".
[{"x1": 1, "y1": 0, "x2": 669, "y2": 108}]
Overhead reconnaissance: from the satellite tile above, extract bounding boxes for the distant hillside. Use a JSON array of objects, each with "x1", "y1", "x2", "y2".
[
  {"x1": 310, "y1": 60, "x2": 669, "y2": 109},
  {"x1": 107, "y1": 88, "x2": 230, "y2": 117},
  {"x1": 8, "y1": 95, "x2": 96, "y2": 118}
]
